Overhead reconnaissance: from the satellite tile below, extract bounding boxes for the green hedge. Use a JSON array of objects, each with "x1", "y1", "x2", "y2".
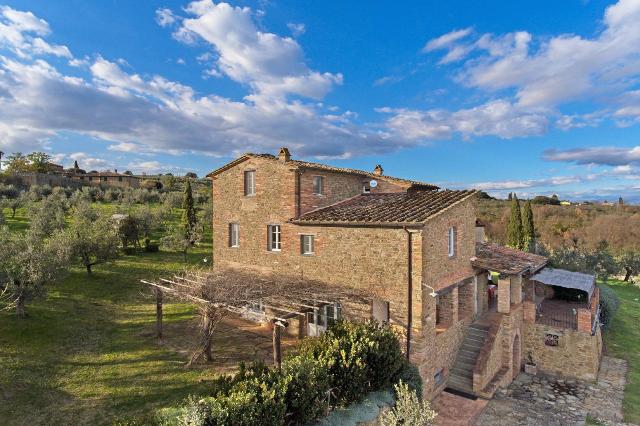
[
  {"x1": 156, "y1": 321, "x2": 421, "y2": 426},
  {"x1": 598, "y1": 284, "x2": 620, "y2": 329}
]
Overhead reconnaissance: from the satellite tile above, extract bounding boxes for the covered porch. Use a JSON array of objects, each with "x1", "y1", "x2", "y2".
[{"x1": 526, "y1": 267, "x2": 599, "y2": 333}]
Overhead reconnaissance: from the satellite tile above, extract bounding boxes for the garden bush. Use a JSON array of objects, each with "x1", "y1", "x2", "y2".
[
  {"x1": 598, "y1": 284, "x2": 620, "y2": 329},
  {"x1": 156, "y1": 321, "x2": 417, "y2": 426}
]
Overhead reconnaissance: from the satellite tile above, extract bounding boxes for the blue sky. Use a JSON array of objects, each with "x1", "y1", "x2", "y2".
[{"x1": 1, "y1": 0, "x2": 640, "y2": 201}]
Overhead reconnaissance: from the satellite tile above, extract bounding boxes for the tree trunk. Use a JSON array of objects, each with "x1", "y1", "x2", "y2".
[
  {"x1": 11, "y1": 207, "x2": 17, "y2": 218},
  {"x1": 624, "y1": 266, "x2": 633, "y2": 282},
  {"x1": 86, "y1": 264, "x2": 92, "y2": 275},
  {"x1": 273, "y1": 322, "x2": 282, "y2": 369},
  {"x1": 16, "y1": 292, "x2": 26, "y2": 318},
  {"x1": 203, "y1": 313, "x2": 213, "y2": 361},
  {"x1": 156, "y1": 288, "x2": 163, "y2": 340}
]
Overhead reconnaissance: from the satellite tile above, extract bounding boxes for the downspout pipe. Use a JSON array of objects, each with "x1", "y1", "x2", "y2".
[{"x1": 404, "y1": 227, "x2": 420, "y2": 360}]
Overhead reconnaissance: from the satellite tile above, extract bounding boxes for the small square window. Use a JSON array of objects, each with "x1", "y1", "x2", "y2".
[
  {"x1": 313, "y1": 176, "x2": 324, "y2": 195},
  {"x1": 362, "y1": 181, "x2": 371, "y2": 193},
  {"x1": 229, "y1": 223, "x2": 239, "y2": 247},
  {"x1": 434, "y1": 368, "x2": 444, "y2": 385},
  {"x1": 268, "y1": 224, "x2": 281, "y2": 251},
  {"x1": 244, "y1": 170, "x2": 256, "y2": 196},
  {"x1": 301, "y1": 234, "x2": 315, "y2": 255},
  {"x1": 545, "y1": 333, "x2": 559, "y2": 347},
  {"x1": 448, "y1": 227, "x2": 457, "y2": 257}
]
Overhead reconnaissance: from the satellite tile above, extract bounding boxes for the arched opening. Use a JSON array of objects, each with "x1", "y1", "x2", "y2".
[{"x1": 512, "y1": 334, "x2": 521, "y2": 379}]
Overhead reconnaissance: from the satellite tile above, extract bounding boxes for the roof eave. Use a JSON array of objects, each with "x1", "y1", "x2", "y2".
[{"x1": 288, "y1": 219, "x2": 425, "y2": 228}]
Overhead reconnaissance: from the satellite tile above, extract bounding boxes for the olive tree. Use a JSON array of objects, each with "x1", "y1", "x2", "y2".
[
  {"x1": 0, "y1": 226, "x2": 71, "y2": 317},
  {"x1": 65, "y1": 203, "x2": 120, "y2": 275},
  {"x1": 161, "y1": 223, "x2": 202, "y2": 262}
]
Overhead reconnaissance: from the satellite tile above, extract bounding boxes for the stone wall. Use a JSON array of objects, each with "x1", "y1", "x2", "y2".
[
  {"x1": 298, "y1": 169, "x2": 404, "y2": 215},
  {"x1": 522, "y1": 322, "x2": 602, "y2": 381},
  {"x1": 9, "y1": 172, "x2": 83, "y2": 189},
  {"x1": 212, "y1": 156, "x2": 423, "y2": 334}
]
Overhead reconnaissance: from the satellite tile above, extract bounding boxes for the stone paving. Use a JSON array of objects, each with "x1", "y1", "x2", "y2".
[{"x1": 476, "y1": 356, "x2": 628, "y2": 426}]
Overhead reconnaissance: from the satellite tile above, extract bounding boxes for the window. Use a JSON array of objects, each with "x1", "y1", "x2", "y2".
[
  {"x1": 372, "y1": 298, "x2": 390, "y2": 324},
  {"x1": 244, "y1": 170, "x2": 256, "y2": 196},
  {"x1": 102, "y1": 176, "x2": 107, "y2": 182},
  {"x1": 118, "y1": 176, "x2": 123, "y2": 182},
  {"x1": 229, "y1": 223, "x2": 240, "y2": 247},
  {"x1": 312, "y1": 176, "x2": 324, "y2": 195},
  {"x1": 268, "y1": 224, "x2": 281, "y2": 251},
  {"x1": 362, "y1": 181, "x2": 371, "y2": 193},
  {"x1": 301, "y1": 234, "x2": 315, "y2": 255},
  {"x1": 307, "y1": 303, "x2": 341, "y2": 336},
  {"x1": 448, "y1": 226, "x2": 457, "y2": 257},
  {"x1": 434, "y1": 368, "x2": 444, "y2": 385},
  {"x1": 89, "y1": 176, "x2": 93, "y2": 182}
]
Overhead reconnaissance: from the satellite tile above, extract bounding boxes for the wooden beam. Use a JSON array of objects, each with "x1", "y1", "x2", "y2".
[{"x1": 272, "y1": 320, "x2": 285, "y2": 369}]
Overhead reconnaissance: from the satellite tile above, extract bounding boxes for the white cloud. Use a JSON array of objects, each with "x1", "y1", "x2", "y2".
[
  {"x1": 543, "y1": 146, "x2": 640, "y2": 166},
  {"x1": 155, "y1": 8, "x2": 177, "y2": 27},
  {"x1": 469, "y1": 175, "x2": 583, "y2": 191},
  {"x1": 171, "y1": 1, "x2": 341, "y2": 100},
  {"x1": 423, "y1": 27, "x2": 473, "y2": 52},
  {"x1": 287, "y1": 22, "x2": 305, "y2": 37},
  {"x1": 0, "y1": 6, "x2": 71, "y2": 58},
  {"x1": 378, "y1": 99, "x2": 548, "y2": 140},
  {"x1": 427, "y1": 0, "x2": 640, "y2": 109}
]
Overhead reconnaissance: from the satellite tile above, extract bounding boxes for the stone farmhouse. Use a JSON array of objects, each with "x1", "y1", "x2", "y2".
[{"x1": 208, "y1": 147, "x2": 603, "y2": 400}]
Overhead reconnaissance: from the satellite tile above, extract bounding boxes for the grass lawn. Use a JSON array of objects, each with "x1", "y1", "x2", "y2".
[
  {"x1": 0, "y1": 207, "x2": 223, "y2": 425},
  {"x1": 601, "y1": 279, "x2": 640, "y2": 424}
]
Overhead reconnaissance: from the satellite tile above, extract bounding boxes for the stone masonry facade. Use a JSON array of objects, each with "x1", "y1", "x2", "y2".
[{"x1": 209, "y1": 148, "x2": 603, "y2": 401}]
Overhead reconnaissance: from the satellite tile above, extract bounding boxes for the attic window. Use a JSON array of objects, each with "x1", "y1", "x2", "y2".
[
  {"x1": 313, "y1": 176, "x2": 324, "y2": 195},
  {"x1": 244, "y1": 170, "x2": 256, "y2": 196},
  {"x1": 362, "y1": 181, "x2": 371, "y2": 193},
  {"x1": 448, "y1": 227, "x2": 457, "y2": 257}
]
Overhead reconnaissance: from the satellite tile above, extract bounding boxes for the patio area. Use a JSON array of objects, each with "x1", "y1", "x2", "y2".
[{"x1": 535, "y1": 298, "x2": 588, "y2": 330}]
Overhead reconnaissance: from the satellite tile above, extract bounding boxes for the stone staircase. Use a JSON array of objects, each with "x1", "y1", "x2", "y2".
[{"x1": 446, "y1": 323, "x2": 490, "y2": 395}]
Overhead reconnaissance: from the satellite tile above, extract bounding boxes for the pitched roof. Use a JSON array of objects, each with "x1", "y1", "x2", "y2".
[
  {"x1": 471, "y1": 242, "x2": 548, "y2": 275},
  {"x1": 206, "y1": 153, "x2": 439, "y2": 189},
  {"x1": 291, "y1": 189, "x2": 477, "y2": 226}
]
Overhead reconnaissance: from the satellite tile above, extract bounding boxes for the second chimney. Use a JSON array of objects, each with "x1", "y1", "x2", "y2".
[
  {"x1": 373, "y1": 164, "x2": 383, "y2": 176},
  {"x1": 278, "y1": 147, "x2": 291, "y2": 162}
]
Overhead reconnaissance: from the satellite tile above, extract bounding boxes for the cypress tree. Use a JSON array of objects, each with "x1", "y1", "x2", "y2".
[
  {"x1": 182, "y1": 179, "x2": 197, "y2": 238},
  {"x1": 522, "y1": 200, "x2": 536, "y2": 253},
  {"x1": 507, "y1": 194, "x2": 524, "y2": 250}
]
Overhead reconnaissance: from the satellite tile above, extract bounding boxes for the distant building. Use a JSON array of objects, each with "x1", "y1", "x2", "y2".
[
  {"x1": 71, "y1": 170, "x2": 140, "y2": 189},
  {"x1": 560, "y1": 201, "x2": 571, "y2": 206}
]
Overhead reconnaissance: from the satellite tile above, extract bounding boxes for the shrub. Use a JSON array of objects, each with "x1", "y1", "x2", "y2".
[
  {"x1": 598, "y1": 284, "x2": 620, "y2": 329},
  {"x1": 394, "y1": 358, "x2": 423, "y2": 397},
  {"x1": 157, "y1": 322, "x2": 417, "y2": 426},
  {"x1": 380, "y1": 381, "x2": 437, "y2": 426}
]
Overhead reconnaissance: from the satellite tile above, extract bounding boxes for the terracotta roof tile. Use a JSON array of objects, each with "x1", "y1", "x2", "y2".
[
  {"x1": 292, "y1": 189, "x2": 477, "y2": 225},
  {"x1": 471, "y1": 242, "x2": 548, "y2": 275}
]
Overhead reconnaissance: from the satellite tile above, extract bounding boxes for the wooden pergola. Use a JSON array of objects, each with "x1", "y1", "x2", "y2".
[{"x1": 140, "y1": 268, "x2": 370, "y2": 368}]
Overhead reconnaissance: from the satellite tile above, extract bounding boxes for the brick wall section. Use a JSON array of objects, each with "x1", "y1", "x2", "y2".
[
  {"x1": 523, "y1": 322, "x2": 602, "y2": 381},
  {"x1": 498, "y1": 277, "x2": 511, "y2": 313},
  {"x1": 523, "y1": 301, "x2": 536, "y2": 323},
  {"x1": 458, "y1": 279, "x2": 475, "y2": 321},
  {"x1": 590, "y1": 286, "x2": 600, "y2": 317},
  {"x1": 298, "y1": 169, "x2": 406, "y2": 215},
  {"x1": 510, "y1": 275, "x2": 523, "y2": 305},
  {"x1": 577, "y1": 308, "x2": 592, "y2": 333},
  {"x1": 477, "y1": 273, "x2": 489, "y2": 315}
]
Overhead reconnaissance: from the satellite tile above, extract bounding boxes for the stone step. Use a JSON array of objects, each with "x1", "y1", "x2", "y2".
[
  {"x1": 461, "y1": 342, "x2": 483, "y2": 352},
  {"x1": 453, "y1": 358, "x2": 476, "y2": 370},
  {"x1": 447, "y1": 375, "x2": 473, "y2": 393},
  {"x1": 451, "y1": 367, "x2": 474, "y2": 379},
  {"x1": 469, "y1": 324, "x2": 490, "y2": 332},
  {"x1": 465, "y1": 334, "x2": 486, "y2": 345}
]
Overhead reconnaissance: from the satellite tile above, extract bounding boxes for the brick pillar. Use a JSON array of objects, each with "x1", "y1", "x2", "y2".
[
  {"x1": 498, "y1": 277, "x2": 511, "y2": 313},
  {"x1": 523, "y1": 277, "x2": 535, "y2": 302},
  {"x1": 451, "y1": 286, "x2": 459, "y2": 324},
  {"x1": 510, "y1": 275, "x2": 523, "y2": 305},
  {"x1": 523, "y1": 301, "x2": 536, "y2": 323},
  {"x1": 477, "y1": 273, "x2": 488, "y2": 314},
  {"x1": 577, "y1": 308, "x2": 592, "y2": 333},
  {"x1": 590, "y1": 287, "x2": 599, "y2": 317}
]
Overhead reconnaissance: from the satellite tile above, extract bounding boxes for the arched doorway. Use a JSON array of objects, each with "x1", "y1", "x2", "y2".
[{"x1": 512, "y1": 334, "x2": 521, "y2": 379}]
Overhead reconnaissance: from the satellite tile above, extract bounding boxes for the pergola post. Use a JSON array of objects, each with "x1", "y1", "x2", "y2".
[
  {"x1": 272, "y1": 320, "x2": 286, "y2": 369},
  {"x1": 155, "y1": 287, "x2": 163, "y2": 340}
]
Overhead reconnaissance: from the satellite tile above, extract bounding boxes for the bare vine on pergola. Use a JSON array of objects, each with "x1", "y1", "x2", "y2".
[{"x1": 141, "y1": 268, "x2": 370, "y2": 368}]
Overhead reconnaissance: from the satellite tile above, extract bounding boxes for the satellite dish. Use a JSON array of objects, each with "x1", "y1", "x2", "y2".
[{"x1": 370, "y1": 180, "x2": 378, "y2": 188}]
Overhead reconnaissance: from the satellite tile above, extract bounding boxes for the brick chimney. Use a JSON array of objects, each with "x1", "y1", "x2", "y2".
[
  {"x1": 373, "y1": 164, "x2": 383, "y2": 176},
  {"x1": 278, "y1": 147, "x2": 291, "y2": 162}
]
